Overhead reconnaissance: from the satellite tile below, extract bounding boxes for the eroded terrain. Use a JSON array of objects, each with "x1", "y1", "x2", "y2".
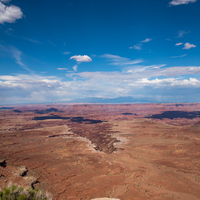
[{"x1": 1, "y1": 103, "x2": 200, "y2": 199}]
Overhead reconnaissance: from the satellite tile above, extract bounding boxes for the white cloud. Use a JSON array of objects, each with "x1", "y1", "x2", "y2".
[
  {"x1": 170, "y1": 54, "x2": 187, "y2": 58},
  {"x1": 145, "y1": 66, "x2": 200, "y2": 77},
  {"x1": 169, "y1": 0, "x2": 196, "y2": 5},
  {"x1": 73, "y1": 65, "x2": 78, "y2": 71},
  {"x1": 72, "y1": 71, "x2": 200, "y2": 89},
  {"x1": 151, "y1": 64, "x2": 166, "y2": 69},
  {"x1": 102, "y1": 54, "x2": 143, "y2": 66},
  {"x1": 175, "y1": 42, "x2": 183, "y2": 46},
  {"x1": 76, "y1": 66, "x2": 200, "y2": 81},
  {"x1": 74, "y1": 71, "x2": 123, "y2": 82},
  {"x1": 63, "y1": 51, "x2": 71, "y2": 55},
  {"x1": 0, "y1": 74, "x2": 65, "y2": 104},
  {"x1": 70, "y1": 55, "x2": 92, "y2": 62},
  {"x1": 0, "y1": 0, "x2": 11, "y2": 3},
  {"x1": 23, "y1": 37, "x2": 40, "y2": 43},
  {"x1": 177, "y1": 30, "x2": 190, "y2": 37},
  {"x1": 130, "y1": 44, "x2": 142, "y2": 50},
  {"x1": 134, "y1": 77, "x2": 200, "y2": 87},
  {"x1": 141, "y1": 38, "x2": 152, "y2": 43},
  {"x1": 102, "y1": 54, "x2": 127, "y2": 61},
  {"x1": 1, "y1": 69, "x2": 200, "y2": 104},
  {"x1": 0, "y1": 75, "x2": 20, "y2": 81},
  {"x1": 10, "y1": 47, "x2": 31, "y2": 72},
  {"x1": 183, "y1": 42, "x2": 196, "y2": 49},
  {"x1": 114, "y1": 59, "x2": 143, "y2": 66},
  {"x1": 0, "y1": 2, "x2": 23, "y2": 24},
  {"x1": 57, "y1": 68, "x2": 68, "y2": 71},
  {"x1": 130, "y1": 39, "x2": 151, "y2": 50},
  {"x1": 123, "y1": 64, "x2": 166, "y2": 74},
  {"x1": 69, "y1": 55, "x2": 91, "y2": 71}
]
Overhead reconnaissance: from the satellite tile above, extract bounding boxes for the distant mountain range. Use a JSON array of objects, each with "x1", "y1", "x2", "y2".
[{"x1": 67, "y1": 96, "x2": 156, "y2": 104}]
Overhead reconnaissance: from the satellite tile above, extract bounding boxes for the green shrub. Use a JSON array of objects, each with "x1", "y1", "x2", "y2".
[{"x1": 0, "y1": 183, "x2": 52, "y2": 200}]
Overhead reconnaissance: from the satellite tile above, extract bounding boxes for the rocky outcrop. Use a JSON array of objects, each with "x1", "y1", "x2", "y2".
[
  {"x1": 15, "y1": 166, "x2": 28, "y2": 176},
  {"x1": 0, "y1": 164, "x2": 38, "y2": 189},
  {"x1": 23, "y1": 176, "x2": 38, "y2": 189}
]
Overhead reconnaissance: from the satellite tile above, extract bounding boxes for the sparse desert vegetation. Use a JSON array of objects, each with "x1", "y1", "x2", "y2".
[{"x1": 0, "y1": 183, "x2": 52, "y2": 200}]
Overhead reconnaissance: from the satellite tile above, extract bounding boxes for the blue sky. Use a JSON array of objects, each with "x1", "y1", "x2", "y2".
[{"x1": 0, "y1": 0, "x2": 200, "y2": 104}]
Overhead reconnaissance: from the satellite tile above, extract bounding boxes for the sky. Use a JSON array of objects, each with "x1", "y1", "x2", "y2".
[{"x1": 0, "y1": 0, "x2": 200, "y2": 104}]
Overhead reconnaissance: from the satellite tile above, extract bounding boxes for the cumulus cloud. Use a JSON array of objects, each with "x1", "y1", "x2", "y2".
[
  {"x1": 102, "y1": 54, "x2": 143, "y2": 66},
  {"x1": 0, "y1": 75, "x2": 20, "y2": 81},
  {"x1": 175, "y1": 42, "x2": 183, "y2": 46},
  {"x1": 75, "y1": 66, "x2": 200, "y2": 83},
  {"x1": 133, "y1": 77, "x2": 200, "y2": 87},
  {"x1": 141, "y1": 38, "x2": 152, "y2": 43},
  {"x1": 0, "y1": 2, "x2": 23, "y2": 24},
  {"x1": 169, "y1": 0, "x2": 196, "y2": 5},
  {"x1": 183, "y1": 42, "x2": 196, "y2": 49},
  {"x1": 72, "y1": 71, "x2": 200, "y2": 93},
  {"x1": 69, "y1": 55, "x2": 92, "y2": 72},
  {"x1": 0, "y1": 74, "x2": 65, "y2": 104},
  {"x1": 70, "y1": 55, "x2": 92, "y2": 62},
  {"x1": 1, "y1": 68, "x2": 200, "y2": 104}
]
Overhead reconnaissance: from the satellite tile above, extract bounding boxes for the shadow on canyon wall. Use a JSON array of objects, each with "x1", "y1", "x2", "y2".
[
  {"x1": 147, "y1": 111, "x2": 200, "y2": 120},
  {"x1": 33, "y1": 115, "x2": 70, "y2": 120},
  {"x1": 122, "y1": 113, "x2": 137, "y2": 116},
  {"x1": 0, "y1": 107, "x2": 14, "y2": 110},
  {"x1": 33, "y1": 115, "x2": 104, "y2": 124},
  {"x1": 26, "y1": 107, "x2": 64, "y2": 114},
  {"x1": 13, "y1": 110, "x2": 22, "y2": 113}
]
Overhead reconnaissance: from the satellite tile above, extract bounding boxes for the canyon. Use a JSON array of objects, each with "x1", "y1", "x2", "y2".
[{"x1": 0, "y1": 103, "x2": 200, "y2": 200}]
